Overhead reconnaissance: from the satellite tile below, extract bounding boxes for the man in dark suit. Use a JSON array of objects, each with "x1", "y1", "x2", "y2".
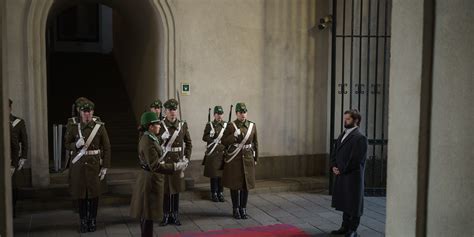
[
  {"x1": 330, "y1": 109, "x2": 368, "y2": 237},
  {"x1": 9, "y1": 99, "x2": 28, "y2": 218}
]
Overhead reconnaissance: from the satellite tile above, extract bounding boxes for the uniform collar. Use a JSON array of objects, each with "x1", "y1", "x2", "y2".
[
  {"x1": 144, "y1": 131, "x2": 159, "y2": 142},
  {"x1": 81, "y1": 120, "x2": 96, "y2": 128},
  {"x1": 165, "y1": 118, "x2": 180, "y2": 128},
  {"x1": 213, "y1": 120, "x2": 225, "y2": 126},
  {"x1": 234, "y1": 119, "x2": 250, "y2": 128}
]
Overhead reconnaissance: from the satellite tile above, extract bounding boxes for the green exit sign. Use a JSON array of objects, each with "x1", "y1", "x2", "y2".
[{"x1": 181, "y1": 83, "x2": 190, "y2": 95}]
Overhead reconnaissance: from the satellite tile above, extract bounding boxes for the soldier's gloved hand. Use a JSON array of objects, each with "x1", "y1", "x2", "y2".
[
  {"x1": 174, "y1": 161, "x2": 188, "y2": 171},
  {"x1": 183, "y1": 157, "x2": 190, "y2": 163},
  {"x1": 254, "y1": 161, "x2": 258, "y2": 166},
  {"x1": 10, "y1": 166, "x2": 15, "y2": 177},
  {"x1": 98, "y1": 168, "x2": 107, "y2": 180},
  {"x1": 76, "y1": 137, "x2": 85, "y2": 148},
  {"x1": 210, "y1": 131, "x2": 215, "y2": 138},
  {"x1": 233, "y1": 129, "x2": 241, "y2": 137},
  {"x1": 161, "y1": 131, "x2": 170, "y2": 140},
  {"x1": 17, "y1": 159, "x2": 26, "y2": 170}
]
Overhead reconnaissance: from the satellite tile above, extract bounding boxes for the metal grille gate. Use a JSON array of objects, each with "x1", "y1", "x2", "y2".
[{"x1": 329, "y1": 0, "x2": 392, "y2": 196}]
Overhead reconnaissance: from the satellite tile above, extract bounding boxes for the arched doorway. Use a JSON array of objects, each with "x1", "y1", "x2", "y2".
[
  {"x1": 46, "y1": 3, "x2": 141, "y2": 169},
  {"x1": 24, "y1": 0, "x2": 176, "y2": 187}
]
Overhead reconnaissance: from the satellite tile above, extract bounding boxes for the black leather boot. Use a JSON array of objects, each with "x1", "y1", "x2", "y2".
[
  {"x1": 239, "y1": 189, "x2": 249, "y2": 219},
  {"x1": 160, "y1": 213, "x2": 171, "y2": 226},
  {"x1": 171, "y1": 194, "x2": 181, "y2": 226},
  {"x1": 239, "y1": 208, "x2": 248, "y2": 219},
  {"x1": 171, "y1": 211, "x2": 181, "y2": 226},
  {"x1": 217, "y1": 178, "x2": 225, "y2": 202},
  {"x1": 80, "y1": 219, "x2": 88, "y2": 233},
  {"x1": 88, "y1": 198, "x2": 98, "y2": 232},
  {"x1": 230, "y1": 190, "x2": 241, "y2": 219},
  {"x1": 160, "y1": 194, "x2": 172, "y2": 226},
  {"x1": 232, "y1": 208, "x2": 241, "y2": 219},
  {"x1": 210, "y1": 178, "x2": 218, "y2": 202},
  {"x1": 78, "y1": 199, "x2": 88, "y2": 233},
  {"x1": 211, "y1": 192, "x2": 219, "y2": 202},
  {"x1": 218, "y1": 192, "x2": 225, "y2": 202}
]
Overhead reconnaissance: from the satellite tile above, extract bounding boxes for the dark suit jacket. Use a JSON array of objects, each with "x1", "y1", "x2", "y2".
[{"x1": 330, "y1": 127, "x2": 368, "y2": 217}]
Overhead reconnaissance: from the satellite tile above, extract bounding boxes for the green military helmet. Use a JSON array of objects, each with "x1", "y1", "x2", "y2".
[
  {"x1": 79, "y1": 101, "x2": 95, "y2": 112},
  {"x1": 214, "y1": 106, "x2": 224, "y2": 115},
  {"x1": 140, "y1": 111, "x2": 160, "y2": 126},
  {"x1": 163, "y1": 99, "x2": 179, "y2": 110},
  {"x1": 235, "y1": 102, "x2": 248, "y2": 113},
  {"x1": 74, "y1": 97, "x2": 91, "y2": 107},
  {"x1": 150, "y1": 99, "x2": 163, "y2": 109}
]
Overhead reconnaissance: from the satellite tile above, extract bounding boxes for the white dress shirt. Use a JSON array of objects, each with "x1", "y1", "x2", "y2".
[{"x1": 341, "y1": 126, "x2": 358, "y2": 142}]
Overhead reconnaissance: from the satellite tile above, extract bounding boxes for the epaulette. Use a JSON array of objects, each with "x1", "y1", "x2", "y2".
[{"x1": 67, "y1": 117, "x2": 78, "y2": 125}]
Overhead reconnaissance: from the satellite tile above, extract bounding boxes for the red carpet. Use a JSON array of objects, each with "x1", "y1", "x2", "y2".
[{"x1": 163, "y1": 224, "x2": 310, "y2": 237}]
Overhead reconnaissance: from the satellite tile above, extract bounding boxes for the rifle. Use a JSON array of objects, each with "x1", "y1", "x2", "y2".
[
  {"x1": 176, "y1": 90, "x2": 186, "y2": 178},
  {"x1": 71, "y1": 104, "x2": 76, "y2": 117},
  {"x1": 176, "y1": 90, "x2": 182, "y2": 120},
  {"x1": 208, "y1": 108, "x2": 211, "y2": 123},
  {"x1": 228, "y1": 104, "x2": 234, "y2": 123},
  {"x1": 219, "y1": 104, "x2": 234, "y2": 171}
]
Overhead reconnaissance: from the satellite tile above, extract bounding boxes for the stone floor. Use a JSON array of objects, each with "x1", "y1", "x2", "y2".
[{"x1": 14, "y1": 191, "x2": 386, "y2": 237}]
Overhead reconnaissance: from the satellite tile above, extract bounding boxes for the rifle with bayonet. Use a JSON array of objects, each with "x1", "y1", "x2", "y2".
[{"x1": 176, "y1": 90, "x2": 186, "y2": 178}]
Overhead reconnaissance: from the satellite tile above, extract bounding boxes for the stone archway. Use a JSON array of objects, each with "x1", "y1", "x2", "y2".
[{"x1": 24, "y1": 0, "x2": 176, "y2": 187}]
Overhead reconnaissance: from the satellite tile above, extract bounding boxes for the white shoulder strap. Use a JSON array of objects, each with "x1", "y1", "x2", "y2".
[
  {"x1": 77, "y1": 123, "x2": 83, "y2": 138},
  {"x1": 205, "y1": 122, "x2": 228, "y2": 156},
  {"x1": 209, "y1": 122, "x2": 215, "y2": 134},
  {"x1": 12, "y1": 119, "x2": 21, "y2": 128},
  {"x1": 225, "y1": 122, "x2": 254, "y2": 163},
  {"x1": 161, "y1": 120, "x2": 169, "y2": 134},
  {"x1": 84, "y1": 124, "x2": 102, "y2": 150},
  {"x1": 72, "y1": 124, "x2": 102, "y2": 164},
  {"x1": 160, "y1": 122, "x2": 182, "y2": 161}
]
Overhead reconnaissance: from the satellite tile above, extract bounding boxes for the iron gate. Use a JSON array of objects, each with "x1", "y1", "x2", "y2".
[{"x1": 329, "y1": 0, "x2": 392, "y2": 196}]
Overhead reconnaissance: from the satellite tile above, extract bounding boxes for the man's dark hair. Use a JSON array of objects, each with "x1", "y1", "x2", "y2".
[{"x1": 344, "y1": 109, "x2": 362, "y2": 126}]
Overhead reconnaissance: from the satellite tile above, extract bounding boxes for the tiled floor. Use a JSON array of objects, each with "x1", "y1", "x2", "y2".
[{"x1": 14, "y1": 191, "x2": 386, "y2": 237}]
